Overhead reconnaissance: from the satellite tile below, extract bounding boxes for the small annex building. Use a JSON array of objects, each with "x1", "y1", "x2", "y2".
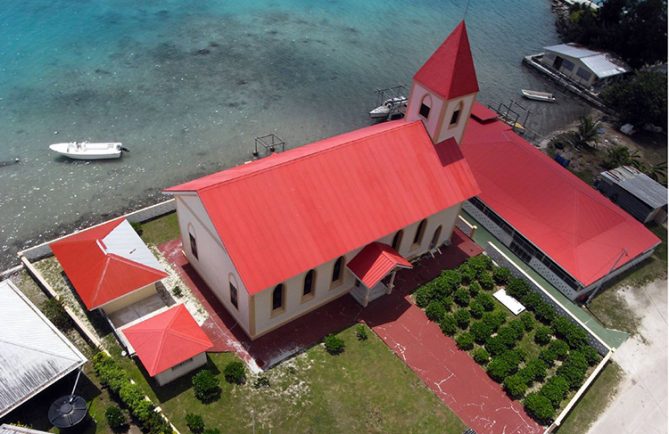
[
  {"x1": 541, "y1": 43, "x2": 629, "y2": 89},
  {"x1": 165, "y1": 22, "x2": 481, "y2": 340},
  {"x1": 122, "y1": 305, "x2": 213, "y2": 386},
  {"x1": 50, "y1": 218, "x2": 168, "y2": 316},
  {"x1": 460, "y1": 107, "x2": 661, "y2": 300},
  {"x1": 596, "y1": 165, "x2": 668, "y2": 224},
  {"x1": 0, "y1": 280, "x2": 87, "y2": 418}
]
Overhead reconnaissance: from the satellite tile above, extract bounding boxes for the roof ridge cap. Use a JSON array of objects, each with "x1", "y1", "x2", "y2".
[
  {"x1": 107, "y1": 253, "x2": 167, "y2": 276},
  {"x1": 197, "y1": 121, "x2": 418, "y2": 193}
]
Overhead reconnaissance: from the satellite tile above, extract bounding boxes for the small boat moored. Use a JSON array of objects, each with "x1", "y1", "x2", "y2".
[
  {"x1": 49, "y1": 142, "x2": 127, "y2": 160},
  {"x1": 369, "y1": 96, "x2": 408, "y2": 119},
  {"x1": 521, "y1": 89, "x2": 556, "y2": 102}
]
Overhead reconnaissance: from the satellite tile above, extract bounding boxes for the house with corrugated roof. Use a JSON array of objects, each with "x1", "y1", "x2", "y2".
[
  {"x1": 0, "y1": 280, "x2": 86, "y2": 418},
  {"x1": 540, "y1": 43, "x2": 629, "y2": 89},
  {"x1": 165, "y1": 22, "x2": 481, "y2": 340}
]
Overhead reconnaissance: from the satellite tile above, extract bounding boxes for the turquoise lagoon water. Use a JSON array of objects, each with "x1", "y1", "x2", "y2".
[{"x1": 0, "y1": 0, "x2": 589, "y2": 267}]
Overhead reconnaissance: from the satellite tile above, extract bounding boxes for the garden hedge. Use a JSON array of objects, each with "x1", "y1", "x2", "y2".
[{"x1": 524, "y1": 393, "x2": 555, "y2": 424}]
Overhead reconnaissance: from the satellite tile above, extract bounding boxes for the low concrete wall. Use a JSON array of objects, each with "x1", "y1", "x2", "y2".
[
  {"x1": 18, "y1": 199, "x2": 176, "y2": 262},
  {"x1": 486, "y1": 242, "x2": 611, "y2": 355},
  {"x1": 455, "y1": 214, "x2": 477, "y2": 238}
]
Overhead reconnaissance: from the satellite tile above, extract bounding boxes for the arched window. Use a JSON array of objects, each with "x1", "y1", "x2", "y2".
[
  {"x1": 272, "y1": 284, "x2": 284, "y2": 311},
  {"x1": 303, "y1": 269, "x2": 315, "y2": 296},
  {"x1": 413, "y1": 219, "x2": 428, "y2": 245},
  {"x1": 187, "y1": 224, "x2": 198, "y2": 260},
  {"x1": 450, "y1": 101, "x2": 464, "y2": 126},
  {"x1": 419, "y1": 94, "x2": 432, "y2": 119},
  {"x1": 331, "y1": 256, "x2": 345, "y2": 285},
  {"x1": 429, "y1": 225, "x2": 443, "y2": 250},
  {"x1": 392, "y1": 230, "x2": 404, "y2": 251},
  {"x1": 229, "y1": 275, "x2": 239, "y2": 309}
]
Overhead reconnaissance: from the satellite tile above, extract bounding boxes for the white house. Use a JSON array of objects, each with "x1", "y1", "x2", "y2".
[
  {"x1": 165, "y1": 22, "x2": 481, "y2": 340},
  {"x1": 541, "y1": 43, "x2": 629, "y2": 89}
]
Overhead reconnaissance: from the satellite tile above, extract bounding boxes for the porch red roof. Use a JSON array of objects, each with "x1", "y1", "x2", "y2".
[
  {"x1": 414, "y1": 21, "x2": 479, "y2": 99},
  {"x1": 123, "y1": 305, "x2": 213, "y2": 376},
  {"x1": 460, "y1": 104, "x2": 661, "y2": 286},
  {"x1": 50, "y1": 219, "x2": 168, "y2": 310},
  {"x1": 347, "y1": 242, "x2": 412, "y2": 288},
  {"x1": 165, "y1": 120, "x2": 479, "y2": 295}
]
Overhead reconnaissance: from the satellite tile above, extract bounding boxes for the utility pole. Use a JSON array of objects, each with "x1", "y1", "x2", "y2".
[{"x1": 585, "y1": 248, "x2": 627, "y2": 305}]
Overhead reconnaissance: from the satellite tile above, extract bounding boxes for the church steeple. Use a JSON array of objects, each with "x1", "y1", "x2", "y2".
[{"x1": 406, "y1": 21, "x2": 479, "y2": 145}]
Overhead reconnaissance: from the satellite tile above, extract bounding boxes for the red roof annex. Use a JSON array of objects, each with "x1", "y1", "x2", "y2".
[
  {"x1": 347, "y1": 242, "x2": 412, "y2": 288},
  {"x1": 166, "y1": 120, "x2": 480, "y2": 295},
  {"x1": 460, "y1": 104, "x2": 661, "y2": 286},
  {"x1": 414, "y1": 21, "x2": 479, "y2": 100},
  {"x1": 122, "y1": 305, "x2": 213, "y2": 376},
  {"x1": 50, "y1": 219, "x2": 168, "y2": 310}
]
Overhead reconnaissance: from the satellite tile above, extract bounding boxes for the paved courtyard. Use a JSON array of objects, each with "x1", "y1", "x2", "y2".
[{"x1": 159, "y1": 229, "x2": 542, "y2": 433}]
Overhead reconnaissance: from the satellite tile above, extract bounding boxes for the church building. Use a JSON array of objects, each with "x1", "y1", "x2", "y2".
[{"x1": 165, "y1": 22, "x2": 481, "y2": 340}]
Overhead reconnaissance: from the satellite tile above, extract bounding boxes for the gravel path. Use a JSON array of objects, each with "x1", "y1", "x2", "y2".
[{"x1": 587, "y1": 279, "x2": 667, "y2": 434}]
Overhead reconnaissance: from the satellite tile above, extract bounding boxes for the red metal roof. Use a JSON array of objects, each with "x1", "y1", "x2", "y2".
[
  {"x1": 166, "y1": 120, "x2": 480, "y2": 295},
  {"x1": 347, "y1": 242, "x2": 412, "y2": 288},
  {"x1": 460, "y1": 104, "x2": 661, "y2": 286},
  {"x1": 122, "y1": 305, "x2": 213, "y2": 376},
  {"x1": 414, "y1": 21, "x2": 479, "y2": 100},
  {"x1": 50, "y1": 219, "x2": 168, "y2": 310}
]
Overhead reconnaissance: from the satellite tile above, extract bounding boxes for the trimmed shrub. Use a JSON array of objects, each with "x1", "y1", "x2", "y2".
[
  {"x1": 524, "y1": 393, "x2": 555, "y2": 425},
  {"x1": 355, "y1": 324, "x2": 368, "y2": 341},
  {"x1": 472, "y1": 347, "x2": 490, "y2": 364},
  {"x1": 454, "y1": 309, "x2": 471, "y2": 330},
  {"x1": 455, "y1": 332, "x2": 474, "y2": 350},
  {"x1": 508, "y1": 319, "x2": 525, "y2": 337},
  {"x1": 476, "y1": 292, "x2": 495, "y2": 312},
  {"x1": 458, "y1": 264, "x2": 477, "y2": 284},
  {"x1": 496, "y1": 326, "x2": 521, "y2": 349},
  {"x1": 467, "y1": 255, "x2": 493, "y2": 275},
  {"x1": 557, "y1": 352, "x2": 589, "y2": 389},
  {"x1": 172, "y1": 285, "x2": 183, "y2": 297},
  {"x1": 523, "y1": 358, "x2": 548, "y2": 383},
  {"x1": 486, "y1": 357, "x2": 512, "y2": 382},
  {"x1": 193, "y1": 370, "x2": 222, "y2": 402},
  {"x1": 435, "y1": 269, "x2": 462, "y2": 297},
  {"x1": 439, "y1": 314, "x2": 457, "y2": 336},
  {"x1": 105, "y1": 406, "x2": 127, "y2": 433},
  {"x1": 579, "y1": 346, "x2": 600, "y2": 366},
  {"x1": 481, "y1": 310, "x2": 506, "y2": 331},
  {"x1": 441, "y1": 296, "x2": 454, "y2": 312},
  {"x1": 493, "y1": 267, "x2": 512, "y2": 285},
  {"x1": 503, "y1": 374, "x2": 528, "y2": 399},
  {"x1": 470, "y1": 321, "x2": 494, "y2": 344},
  {"x1": 534, "y1": 325, "x2": 553, "y2": 346},
  {"x1": 506, "y1": 277, "x2": 530, "y2": 300},
  {"x1": 521, "y1": 292, "x2": 542, "y2": 310},
  {"x1": 552, "y1": 317, "x2": 588, "y2": 350},
  {"x1": 414, "y1": 284, "x2": 435, "y2": 308},
  {"x1": 324, "y1": 334, "x2": 345, "y2": 355},
  {"x1": 534, "y1": 302, "x2": 556, "y2": 325},
  {"x1": 539, "y1": 340, "x2": 569, "y2": 365},
  {"x1": 485, "y1": 335, "x2": 507, "y2": 356},
  {"x1": 468, "y1": 281, "x2": 482, "y2": 297},
  {"x1": 425, "y1": 301, "x2": 446, "y2": 322},
  {"x1": 40, "y1": 298, "x2": 72, "y2": 331},
  {"x1": 224, "y1": 361, "x2": 246, "y2": 385},
  {"x1": 453, "y1": 288, "x2": 470, "y2": 307},
  {"x1": 539, "y1": 375, "x2": 570, "y2": 408},
  {"x1": 469, "y1": 300, "x2": 484, "y2": 319},
  {"x1": 478, "y1": 272, "x2": 495, "y2": 290},
  {"x1": 519, "y1": 312, "x2": 535, "y2": 331},
  {"x1": 185, "y1": 413, "x2": 205, "y2": 434}
]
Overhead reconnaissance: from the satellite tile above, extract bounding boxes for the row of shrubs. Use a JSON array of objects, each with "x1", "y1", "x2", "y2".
[
  {"x1": 192, "y1": 361, "x2": 247, "y2": 403},
  {"x1": 92, "y1": 352, "x2": 172, "y2": 434},
  {"x1": 413, "y1": 256, "x2": 602, "y2": 425}
]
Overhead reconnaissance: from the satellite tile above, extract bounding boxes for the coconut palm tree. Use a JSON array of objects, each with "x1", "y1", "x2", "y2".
[
  {"x1": 603, "y1": 145, "x2": 642, "y2": 170},
  {"x1": 570, "y1": 116, "x2": 602, "y2": 150}
]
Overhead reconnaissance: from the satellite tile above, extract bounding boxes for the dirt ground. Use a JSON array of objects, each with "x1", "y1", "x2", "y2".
[{"x1": 586, "y1": 279, "x2": 668, "y2": 434}]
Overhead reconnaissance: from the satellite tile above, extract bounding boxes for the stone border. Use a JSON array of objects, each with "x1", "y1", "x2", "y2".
[
  {"x1": 545, "y1": 350, "x2": 614, "y2": 433},
  {"x1": 486, "y1": 242, "x2": 611, "y2": 355},
  {"x1": 18, "y1": 199, "x2": 176, "y2": 262}
]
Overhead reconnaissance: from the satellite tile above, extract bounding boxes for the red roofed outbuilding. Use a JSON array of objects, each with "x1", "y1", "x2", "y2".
[
  {"x1": 50, "y1": 219, "x2": 167, "y2": 313},
  {"x1": 122, "y1": 304, "x2": 212, "y2": 385}
]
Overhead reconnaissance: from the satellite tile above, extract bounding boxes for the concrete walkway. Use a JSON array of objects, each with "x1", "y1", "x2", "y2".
[{"x1": 587, "y1": 279, "x2": 668, "y2": 434}]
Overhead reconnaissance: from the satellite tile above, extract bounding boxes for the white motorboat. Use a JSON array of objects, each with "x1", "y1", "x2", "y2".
[
  {"x1": 49, "y1": 142, "x2": 126, "y2": 160},
  {"x1": 369, "y1": 96, "x2": 408, "y2": 119},
  {"x1": 521, "y1": 89, "x2": 556, "y2": 103}
]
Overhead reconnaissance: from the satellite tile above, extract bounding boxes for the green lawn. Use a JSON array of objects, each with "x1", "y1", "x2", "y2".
[
  {"x1": 555, "y1": 361, "x2": 623, "y2": 434},
  {"x1": 138, "y1": 212, "x2": 180, "y2": 246},
  {"x1": 111, "y1": 326, "x2": 466, "y2": 434}
]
